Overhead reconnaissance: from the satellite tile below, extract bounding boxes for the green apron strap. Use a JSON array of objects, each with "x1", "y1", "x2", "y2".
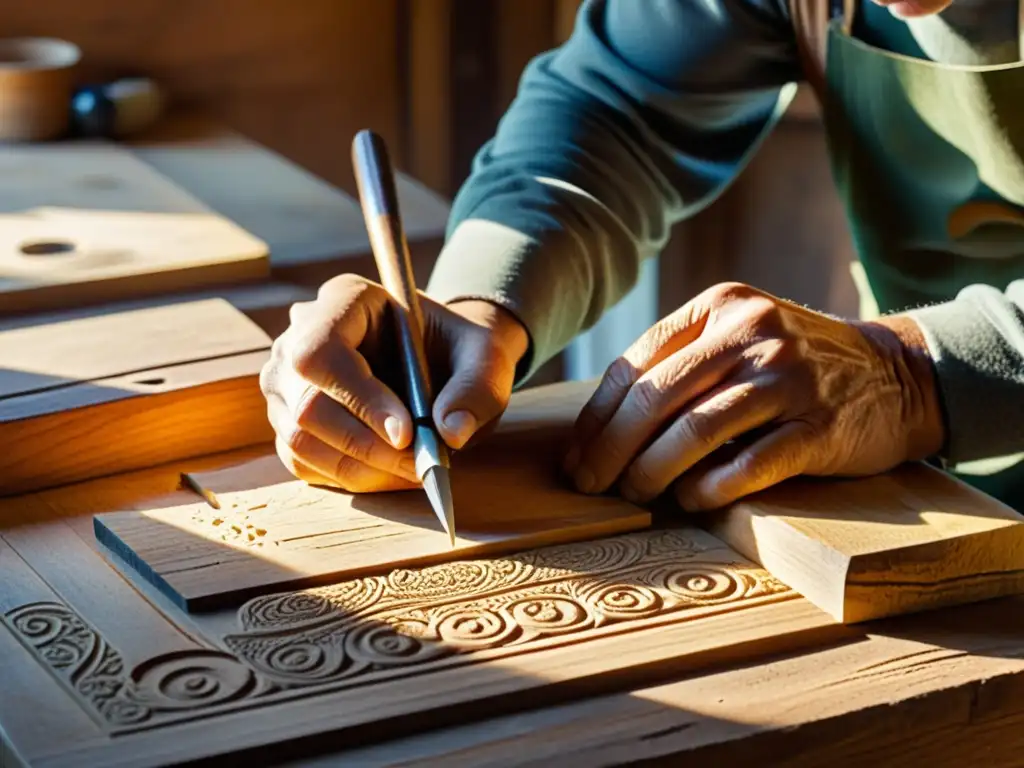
[{"x1": 789, "y1": 0, "x2": 858, "y2": 99}]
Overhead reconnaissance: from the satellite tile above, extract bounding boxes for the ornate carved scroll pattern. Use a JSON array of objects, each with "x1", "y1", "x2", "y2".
[
  {"x1": 1, "y1": 603, "x2": 264, "y2": 732},
  {"x1": 2, "y1": 530, "x2": 792, "y2": 734},
  {"x1": 224, "y1": 530, "x2": 794, "y2": 688}
]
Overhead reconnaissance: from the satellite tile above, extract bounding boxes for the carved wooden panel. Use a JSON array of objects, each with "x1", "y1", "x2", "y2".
[{"x1": 1, "y1": 528, "x2": 843, "y2": 766}]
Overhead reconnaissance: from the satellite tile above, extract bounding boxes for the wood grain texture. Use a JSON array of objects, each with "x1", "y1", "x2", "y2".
[
  {"x1": 0, "y1": 142, "x2": 268, "y2": 314},
  {"x1": 1, "y1": 520, "x2": 842, "y2": 768},
  {"x1": 0, "y1": 299, "x2": 274, "y2": 495},
  {"x1": 335, "y1": 594, "x2": 1024, "y2": 768},
  {"x1": 0, "y1": 281, "x2": 313, "y2": 338},
  {"x1": 93, "y1": 383, "x2": 612, "y2": 612},
  {"x1": 95, "y1": 438, "x2": 651, "y2": 611},
  {"x1": 705, "y1": 462, "x2": 1024, "y2": 622},
  {"x1": 126, "y1": 115, "x2": 451, "y2": 288}
]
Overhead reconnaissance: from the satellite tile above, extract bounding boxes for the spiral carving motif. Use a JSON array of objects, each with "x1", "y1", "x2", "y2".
[
  {"x1": 435, "y1": 608, "x2": 519, "y2": 650},
  {"x1": 507, "y1": 596, "x2": 592, "y2": 636},
  {"x1": 661, "y1": 566, "x2": 743, "y2": 603},
  {"x1": 586, "y1": 583, "x2": 663, "y2": 621},
  {"x1": 345, "y1": 619, "x2": 451, "y2": 667},
  {"x1": 129, "y1": 651, "x2": 257, "y2": 710}
]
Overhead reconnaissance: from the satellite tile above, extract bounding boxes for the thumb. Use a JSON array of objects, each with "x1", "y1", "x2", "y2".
[{"x1": 432, "y1": 335, "x2": 514, "y2": 450}]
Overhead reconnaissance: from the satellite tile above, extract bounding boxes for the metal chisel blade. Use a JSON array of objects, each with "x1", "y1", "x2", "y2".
[{"x1": 422, "y1": 465, "x2": 455, "y2": 548}]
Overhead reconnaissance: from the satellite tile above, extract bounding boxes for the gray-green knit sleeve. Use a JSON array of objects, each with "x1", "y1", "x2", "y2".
[
  {"x1": 426, "y1": 0, "x2": 801, "y2": 381},
  {"x1": 909, "y1": 279, "x2": 1024, "y2": 463}
]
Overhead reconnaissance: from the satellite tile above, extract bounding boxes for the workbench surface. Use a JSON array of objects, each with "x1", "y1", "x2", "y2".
[{"x1": 3, "y1": 443, "x2": 1024, "y2": 768}]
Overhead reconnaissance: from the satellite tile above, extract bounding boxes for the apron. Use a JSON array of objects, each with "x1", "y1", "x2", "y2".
[{"x1": 821, "y1": 1, "x2": 1024, "y2": 508}]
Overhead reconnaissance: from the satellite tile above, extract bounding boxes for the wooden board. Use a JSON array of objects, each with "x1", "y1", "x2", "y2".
[
  {"x1": 0, "y1": 280, "x2": 315, "y2": 340},
  {"x1": 94, "y1": 389, "x2": 653, "y2": 610},
  {"x1": 0, "y1": 142, "x2": 269, "y2": 314},
  {"x1": 0, "y1": 498, "x2": 844, "y2": 767},
  {"x1": 0, "y1": 298, "x2": 274, "y2": 496},
  {"x1": 336, "y1": 592, "x2": 1024, "y2": 768},
  {"x1": 705, "y1": 462, "x2": 1024, "y2": 622},
  {"x1": 127, "y1": 114, "x2": 451, "y2": 287}
]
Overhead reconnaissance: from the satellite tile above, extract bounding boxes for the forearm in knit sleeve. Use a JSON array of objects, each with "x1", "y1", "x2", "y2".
[
  {"x1": 909, "y1": 280, "x2": 1024, "y2": 463},
  {"x1": 425, "y1": 0, "x2": 802, "y2": 381}
]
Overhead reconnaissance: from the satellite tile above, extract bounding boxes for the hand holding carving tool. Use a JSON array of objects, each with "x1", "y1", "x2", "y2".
[{"x1": 351, "y1": 129, "x2": 456, "y2": 548}]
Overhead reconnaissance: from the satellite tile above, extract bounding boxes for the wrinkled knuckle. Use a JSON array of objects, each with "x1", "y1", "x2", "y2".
[
  {"x1": 291, "y1": 387, "x2": 321, "y2": 431},
  {"x1": 321, "y1": 272, "x2": 369, "y2": 298},
  {"x1": 288, "y1": 338, "x2": 326, "y2": 382},
  {"x1": 626, "y1": 378, "x2": 664, "y2": 417},
  {"x1": 707, "y1": 281, "x2": 753, "y2": 305},
  {"x1": 603, "y1": 356, "x2": 641, "y2": 394},
  {"x1": 333, "y1": 457, "x2": 368, "y2": 493},
  {"x1": 674, "y1": 413, "x2": 717, "y2": 451},
  {"x1": 625, "y1": 460, "x2": 657, "y2": 491},
  {"x1": 258, "y1": 358, "x2": 276, "y2": 397},
  {"x1": 673, "y1": 480, "x2": 709, "y2": 510},
  {"x1": 744, "y1": 297, "x2": 786, "y2": 332},
  {"x1": 281, "y1": 424, "x2": 314, "y2": 459},
  {"x1": 336, "y1": 429, "x2": 375, "y2": 463},
  {"x1": 733, "y1": 450, "x2": 767, "y2": 485},
  {"x1": 475, "y1": 371, "x2": 511, "y2": 414}
]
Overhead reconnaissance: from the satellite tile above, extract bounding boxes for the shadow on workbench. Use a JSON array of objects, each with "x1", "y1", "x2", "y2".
[
  {"x1": 73, "y1": 486, "x2": 861, "y2": 765},
  {"x1": 11, "y1": 458, "x2": 1024, "y2": 767}
]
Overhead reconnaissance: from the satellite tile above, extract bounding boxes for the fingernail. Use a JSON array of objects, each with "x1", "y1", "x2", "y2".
[
  {"x1": 443, "y1": 410, "x2": 477, "y2": 448},
  {"x1": 384, "y1": 416, "x2": 403, "y2": 448},
  {"x1": 621, "y1": 485, "x2": 642, "y2": 504},
  {"x1": 563, "y1": 444, "x2": 580, "y2": 475},
  {"x1": 574, "y1": 467, "x2": 596, "y2": 494}
]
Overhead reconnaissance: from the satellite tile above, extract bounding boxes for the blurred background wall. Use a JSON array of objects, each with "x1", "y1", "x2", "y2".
[{"x1": 1, "y1": 0, "x2": 860, "y2": 375}]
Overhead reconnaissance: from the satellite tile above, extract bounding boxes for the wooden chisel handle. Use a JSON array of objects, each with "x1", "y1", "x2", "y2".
[{"x1": 351, "y1": 129, "x2": 434, "y2": 424}]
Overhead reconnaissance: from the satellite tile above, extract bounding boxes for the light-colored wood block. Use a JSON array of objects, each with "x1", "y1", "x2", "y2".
[
  {"x1": 0, "y1": 298, "x2": 274, "y2": 496},
  {"x1": 0, "y1": 142, "x2": 269, "y2": 314},
  {"x1": 706, "y1": 462, "x2": 1024, "y2": 622},
  {"x1": 94, "y1": 436, "x2": 652, "y2": 611},
  {"x1": 94, "y1": 380, "x2": 646, "y2": 611}
]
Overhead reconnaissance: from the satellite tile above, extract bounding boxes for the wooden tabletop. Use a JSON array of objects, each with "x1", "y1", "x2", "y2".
[
  {"x1": 3, "y1": 118, "x2": 1024, "y2": 767},
  {"x1": 3, "y1": 441, "x2": 1024, "y2": 768},
  {"x1": 0, "y1": 112, "x2": 450, "y2": 339}
]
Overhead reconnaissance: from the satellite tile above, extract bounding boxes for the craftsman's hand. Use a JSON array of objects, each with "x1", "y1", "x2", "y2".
[
  {"x1": 260, "y1": 274, "x2": 529, "y2": 492},
  {"x1": 563, "y1": 282, "x2": 945, "y2": 510}
]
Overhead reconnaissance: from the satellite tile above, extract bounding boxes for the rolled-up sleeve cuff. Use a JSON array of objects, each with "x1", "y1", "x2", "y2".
[
  {"x1": 426, "y1": 219, "x2": 584, "y2": 386},
  {"x1": 907, "y1": 285, "x2": 1024, "y2": 464}
]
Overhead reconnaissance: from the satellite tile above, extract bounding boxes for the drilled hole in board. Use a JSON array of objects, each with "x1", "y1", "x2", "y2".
[
  {"x1": 19, "y1": 240, "x2": 76, "y2": 256},
  {"x1": 135, "y1": 377, "x2": 166, "y2": 386}
]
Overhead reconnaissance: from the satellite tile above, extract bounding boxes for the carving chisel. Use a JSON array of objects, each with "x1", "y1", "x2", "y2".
[{"x1": 351, "y1": 129, "x2": 456, "y2": 547}]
